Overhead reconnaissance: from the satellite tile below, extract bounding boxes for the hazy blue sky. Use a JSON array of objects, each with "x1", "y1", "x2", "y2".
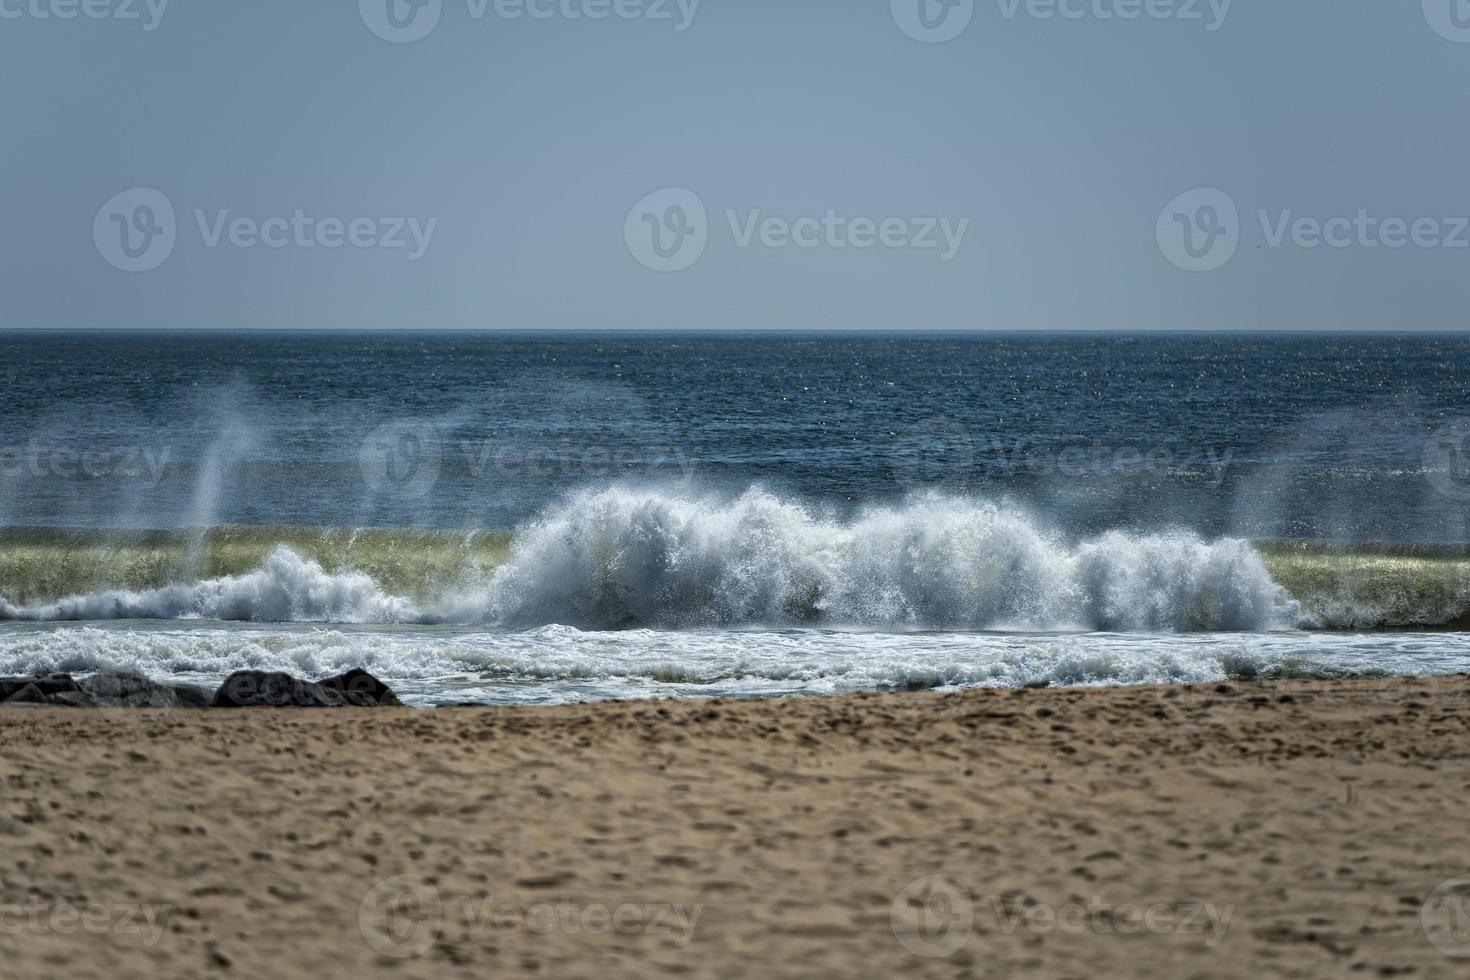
[{"x1": 3, "y1": 0, "x2": 1469, "y2": 330}]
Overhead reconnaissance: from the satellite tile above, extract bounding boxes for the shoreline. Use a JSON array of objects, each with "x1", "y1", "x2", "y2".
[{"x1": 4, "y1": 676, "x2": 1470, "y2": 977}]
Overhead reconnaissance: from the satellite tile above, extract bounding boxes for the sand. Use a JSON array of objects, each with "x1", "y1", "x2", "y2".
[{"x1": 3, "y1": 675, "x2": 1470, "y2": 978}]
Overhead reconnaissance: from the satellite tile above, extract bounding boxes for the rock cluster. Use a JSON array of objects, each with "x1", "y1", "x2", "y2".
[{"x1": 0, "y1": 669, "x2": 401, "y2": 709}]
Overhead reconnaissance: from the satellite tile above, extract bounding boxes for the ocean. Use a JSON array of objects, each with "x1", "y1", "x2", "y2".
[{"x1": 1, "y1": 330, "x2": 1467, "y2": 705}]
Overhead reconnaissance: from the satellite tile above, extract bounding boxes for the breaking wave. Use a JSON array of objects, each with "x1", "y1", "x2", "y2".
[
  {"x1": 0, "y1": 488, "x2": 1308, "y2": 632},
  {"x1": 0, "y1": 546, "x2": 419, "y2": 624},
  {"x1": 473, "y1": 488, "x2": 1301, "y2": 631}
]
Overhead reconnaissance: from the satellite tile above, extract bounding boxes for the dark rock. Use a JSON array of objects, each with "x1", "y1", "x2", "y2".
[
  {"x1": 47, "y1": 691, "x2": 99, "y2": 708},
  {"x1": 78, "y1": 671, "x2": 212, "y2": 709},
  {"x1": 213, "y1": 671, "x2": 346, "y2": 708},
  {"x1": 3, "y1": 669, "x2": 399, "y2": 709},
  {"x1": 3, "y1": 683, "x2": 49, "y2": 705},
  {"x1": 319, "y1": 669, "x2": 403, "y2": 707},
  {"x1": 0, "y1": 673, "x2": 80, "y2": 700},
  {"x1": 212, "y1": 670, "x2": 399, "y2": 708},
  {"x1": 1, "y1": 672, "x2": 211, "y2": 709}
]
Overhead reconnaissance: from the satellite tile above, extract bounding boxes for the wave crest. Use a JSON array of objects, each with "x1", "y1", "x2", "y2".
[
  {"x1": 0, "y1": 545, "x2": 420, "y2": 624},
  {"x1": 0, "y1": 489, "x2": 1304, "y2": 631},
  {"x1": 475, "y1": 488, "x2": 1303, "y2": 631}
]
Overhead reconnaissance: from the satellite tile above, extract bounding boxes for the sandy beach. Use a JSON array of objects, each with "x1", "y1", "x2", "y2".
[{"x1": 3, "y1": 676, "x2": 1470, "y2": 978}]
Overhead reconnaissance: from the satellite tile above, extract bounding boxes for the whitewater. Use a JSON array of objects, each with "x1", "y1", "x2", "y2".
[
  {"x1": 3, "y1": 487, "x2": 1468, "y2": 705},
  {"x1": 0, "y1": 488, "x2": 1302, "y2": 632}
]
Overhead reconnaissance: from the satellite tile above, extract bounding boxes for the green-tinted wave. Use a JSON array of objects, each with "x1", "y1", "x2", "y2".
[
  {"x1": 0, "y1": 526, "x2": 511, "y2": 604},
  {"x1": 0, "y1": 528, "x2": 1467, "y2": 630},
  {"x1": 1257, "y1": 540, "x2": 1470, "y2": 630}
]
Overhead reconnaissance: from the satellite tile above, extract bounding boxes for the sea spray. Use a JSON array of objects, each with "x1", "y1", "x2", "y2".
[
  {"x1": 475, "y1": 488, "x2": 1303, "y2": 631},
  {"x1": 0, "y1": 487, "x2": 1357, "y2": 632},
  {"x1": 0, "y1": 546, "x2": 419, "y2": 624}
]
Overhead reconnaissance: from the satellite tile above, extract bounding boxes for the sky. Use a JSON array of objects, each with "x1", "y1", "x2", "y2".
[{"x1": 2, "y1": 0, "x2": 1470, "y2": 330}]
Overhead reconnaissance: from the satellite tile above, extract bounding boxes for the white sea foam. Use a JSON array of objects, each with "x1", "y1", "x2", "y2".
[
  {"x1": 0, "y1": 545, "x2": 420, "y2": 624},
  {"x1": 0, "y1": 488, "x2": 1304, "y2": 631},
  {"x1": 0, "y1": 622, "x2": 1465, "y2": 707},
  {"x1": 471, "y1": 488, "x2": 1304, "y2": 631}
]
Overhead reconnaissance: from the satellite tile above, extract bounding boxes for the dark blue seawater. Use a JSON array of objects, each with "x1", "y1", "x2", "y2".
[
  {"x1": 2, "y1": 331, "x2": 1466, "y2": 542},
  {"x1": 3, "y1": 330, "x2": 1470, "y2": 703}
]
